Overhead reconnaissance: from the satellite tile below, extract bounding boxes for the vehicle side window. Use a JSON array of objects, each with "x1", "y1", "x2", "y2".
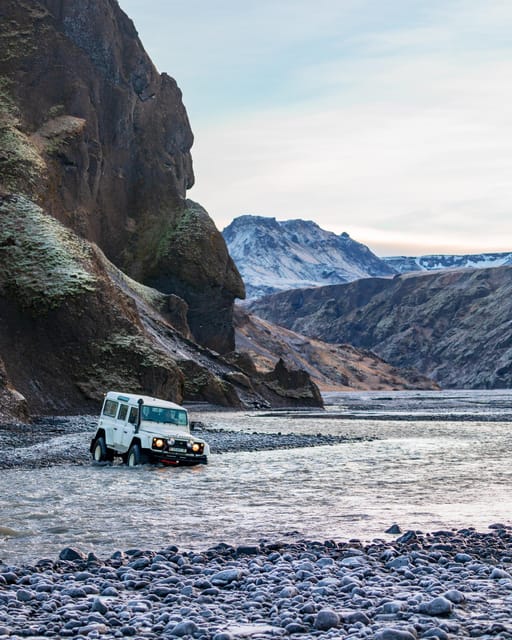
[
  {"x1": 103, "y1": 400, "x2": 118, "y2": 418},
  {"x1": 117, "y1": 404, "x2": 128, "y2": 421},
  {"x1": 128, "y1": 407, "x2": 138, "y2": 425}
]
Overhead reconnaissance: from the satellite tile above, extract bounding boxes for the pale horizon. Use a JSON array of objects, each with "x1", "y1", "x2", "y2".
[{"x1": 119, "y1": 0, "x2": 512, "y2": 257}]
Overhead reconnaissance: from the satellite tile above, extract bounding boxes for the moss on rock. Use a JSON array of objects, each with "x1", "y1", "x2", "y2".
[
  {"x1": 0, "y1": 78, "x2": 46, "y2": 196},
  {"x1": 0, "y1": 195, "x2": 96, "y2": 312}
]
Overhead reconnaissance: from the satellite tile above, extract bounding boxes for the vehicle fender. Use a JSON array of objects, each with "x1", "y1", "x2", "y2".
[{"x1": 128, "y1": 437, "x2": 143, "y2": 451}]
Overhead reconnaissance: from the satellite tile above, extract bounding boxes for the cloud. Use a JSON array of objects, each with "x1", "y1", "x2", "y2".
[{"x1": 190, "y1": 46, "x2": 512, "y2": 254}]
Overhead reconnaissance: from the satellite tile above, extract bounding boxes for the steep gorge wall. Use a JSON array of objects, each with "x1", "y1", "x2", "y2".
[
  {"x1": 0, "y1": 0, "x2": 326, "y2": 418},
  {"x1": 0, "y1": 0, "x2": 243, "y2": 353}
]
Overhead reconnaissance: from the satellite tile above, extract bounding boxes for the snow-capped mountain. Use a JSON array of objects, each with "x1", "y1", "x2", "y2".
[
  {"x1": 223, "y1": 215, "x2": 396, "y2": 300},
  {"x1": 383, "y1": 252, "x2": 512, "y2": 274}
]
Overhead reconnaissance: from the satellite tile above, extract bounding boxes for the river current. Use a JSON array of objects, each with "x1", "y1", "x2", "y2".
[{"x1": 1, "y1": 390, "x2": 512, "y2": 565}]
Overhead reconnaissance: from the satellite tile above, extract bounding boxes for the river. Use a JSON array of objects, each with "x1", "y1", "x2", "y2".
[{"x1": 1, "y1": 390, "x2": 511, "y2": 565}]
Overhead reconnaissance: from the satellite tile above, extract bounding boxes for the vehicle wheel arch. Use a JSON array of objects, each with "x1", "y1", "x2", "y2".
[
  {"x1": 90, "y1": 429, "x2": 106, "y2": 452},
  {"x1": 128, "y1": 436, "x2": 142, "y2": 450}
]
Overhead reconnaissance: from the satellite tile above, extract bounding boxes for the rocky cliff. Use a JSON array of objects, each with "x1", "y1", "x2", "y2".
[
  {"x1": 0, "y1": 0, "x2": 325, "y2": 419},
  {"x1": 249, "y1": 267, "x2": 512, "y2": 389},
  {"x1": 223, "y1": 215, "x2": 396, "y2": 300},
  {"x1": 0, "y1": 0, "x2": 244, "y2": 354}
]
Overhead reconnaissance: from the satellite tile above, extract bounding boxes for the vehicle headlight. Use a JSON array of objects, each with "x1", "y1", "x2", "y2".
[
  {"x1": 168, "y1": 438, "x2": 175, "y2": 446},
  {"x1": 191, "y1": 442, "x2": 202, "y2": 453},
  {"x1": 152, "y1": 438, "x2": 165, "y2": 449}
]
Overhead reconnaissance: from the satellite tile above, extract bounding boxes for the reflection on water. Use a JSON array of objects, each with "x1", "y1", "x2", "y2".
[{"x1": 1, "y1": 391, "x2": 512, "y2": 564}]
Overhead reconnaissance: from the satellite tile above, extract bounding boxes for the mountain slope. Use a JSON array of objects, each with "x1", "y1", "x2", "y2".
[
  {"x1": 249, "y1": 266, "x2": 512, "y2": 389},
  {"x1": 384, "y1": 252, "x2": 512, "y2": 274},
  {"x1": 234, "y1": 307, "x2": 438, "y2": 391},
  {"x1": 223, "y1": 215, "x2": 396, "y2": 299}
]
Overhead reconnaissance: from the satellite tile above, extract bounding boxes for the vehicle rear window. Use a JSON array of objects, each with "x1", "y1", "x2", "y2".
[{"x1": 103, "y1": 399, "x2": 118, "y2": 417}]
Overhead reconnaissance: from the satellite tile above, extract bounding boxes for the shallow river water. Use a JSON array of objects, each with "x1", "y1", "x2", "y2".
[{"x1": 1, "y1": 390, "x2": 512, "y2": 565}]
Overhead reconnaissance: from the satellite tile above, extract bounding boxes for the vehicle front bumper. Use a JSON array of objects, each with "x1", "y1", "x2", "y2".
[{"x1": 153, "y1": 452, "x2": 208, "y2": 465}]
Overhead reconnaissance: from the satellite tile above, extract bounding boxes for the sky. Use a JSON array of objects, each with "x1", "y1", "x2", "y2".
[{"x1": 118, "y1": 0, "x2": 512, "y2": 256}]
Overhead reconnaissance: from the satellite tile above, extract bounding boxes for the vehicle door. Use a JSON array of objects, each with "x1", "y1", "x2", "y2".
[
  {"x1": 101, "y1": 399, "x2": 119, "y2": 447},
  {"x1": 115, "y1": 402, "x2": 130, "y2": 453},
  {"x1": 118, "y1": 404, "x2": 138, "y2": 452}
]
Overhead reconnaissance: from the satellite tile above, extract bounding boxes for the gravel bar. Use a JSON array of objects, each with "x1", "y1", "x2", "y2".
[{"x1": 0, "y1": 416, "x2": 371, "y2": 470}]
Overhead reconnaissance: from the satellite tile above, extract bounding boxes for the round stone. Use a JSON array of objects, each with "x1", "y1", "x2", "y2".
[
  {"x1": 314, "y1": 608, "x2": 340, "y2": 630},
  {"x1": 419, "y1": 596, "x2": 453, "y2": 616}
]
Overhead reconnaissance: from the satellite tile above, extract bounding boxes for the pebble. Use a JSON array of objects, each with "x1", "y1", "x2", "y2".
[{"x1": 0, "y1": 527, "x2": 511, "y2": 639}]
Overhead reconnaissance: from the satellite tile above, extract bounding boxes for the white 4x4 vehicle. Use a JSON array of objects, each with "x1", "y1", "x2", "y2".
[{"x1": 90, "y1": 391, "x2": 209, "y2": 466}]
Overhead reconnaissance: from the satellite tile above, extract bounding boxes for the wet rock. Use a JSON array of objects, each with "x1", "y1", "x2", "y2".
[
  {"x1": 490, "y1": 567, "x2": 511, "y2": 579},
  {"x1": 421, "y1": 628, "x2": 449, "y2": 640},
  {"x1": 91, "y1": 598, "x2": 108, "y2": 614},
  {"x1": 211, "y1": 569, "x2": 241, "y2": 585},
  {"x1": 386, "y1": 524, "x2": 402, "y2": 534},
  {"x1": 168, "y1": 619, "x2": 200, "y2": 636},
  {"x1": 313, "y1": 608, "x2": 340, "y2": 630},
  {"x1": 375, "y1": 629, "x2": 417, "y2": 640},
  {"x1": 16, "y1": 589, "x2": 33, "y2": 602},
  {"x1": 59, "y1": 547, "x2": 87, "y2": 562},
  {"x1": 442, "y1": 589, "x2": 465, "y2": 604},
  {"x1": 454, "y1": 552, "x2": 472, "y2": 563},
  {"x1": 418, "y1": 596, "x2": 453, "y2": 616}
]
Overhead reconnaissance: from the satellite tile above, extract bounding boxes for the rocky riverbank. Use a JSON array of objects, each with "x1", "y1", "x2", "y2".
[
  {"x1": 2, "y1": 527, "x2": 512, "y2": 639},
  {"x1": 0, "y1": 416, "x2": 371, "y2": 470}
]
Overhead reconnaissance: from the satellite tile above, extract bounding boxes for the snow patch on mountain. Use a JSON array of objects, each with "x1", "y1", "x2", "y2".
[
  {"x1": 223, "y1": 215, "x2": 396, "y2": 300},
  {"x1": 384, "y1": 252, "x2": 512, "y2": 274}
]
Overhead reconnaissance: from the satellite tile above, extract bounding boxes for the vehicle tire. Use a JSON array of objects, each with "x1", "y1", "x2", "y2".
[
  {"x1": 92, "y1": 436, "x2": 114, "y2": 463},
  {"x1": 127, "y1": 442, "x2": 148, "y2": 467}
]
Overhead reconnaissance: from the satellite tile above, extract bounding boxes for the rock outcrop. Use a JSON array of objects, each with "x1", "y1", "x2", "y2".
[
  {"x1": 249, "y1": 267, "x2": 512, "y2": 389},
  {"x1": 0, "y1": 195, "x2": 322, "y2": 417},
  {"x1": 0, "y1": 0, "x2": 244, "y2": 354}
]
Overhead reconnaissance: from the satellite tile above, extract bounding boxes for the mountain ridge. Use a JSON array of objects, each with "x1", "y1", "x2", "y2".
[
  {"x1": 223, "y1": 215, "x2": 396, "y2": 300},
  {"x1": 224, "y1": 214, "x2": 511, "y2": 299},
  {"x1": 384, "y1": 252, "x2": 512, "y2": 274},
  {"x1": 248, "y1": 265, "x2": 512, "y2": 389}
]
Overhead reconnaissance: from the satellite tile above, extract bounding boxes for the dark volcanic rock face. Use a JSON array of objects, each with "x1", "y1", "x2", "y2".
[
  {"x1": 145, "y1": 200, "x2": 244, "y2": 354},
  {"x1": 0, "y1": 0, "x2": 243, "y2": 353},
  {"x1": 249, "y1": 267, "x2": 512, "y2": 389},
  {"x1": 0, "y1": 195, "x2": 185, "y2": 414},
  {"x1": 0, "y1": 195, "x2": 316, "y2": 416}
]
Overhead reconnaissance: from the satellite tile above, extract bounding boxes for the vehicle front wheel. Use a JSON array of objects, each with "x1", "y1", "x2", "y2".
[
  {"x1": 92, "y1": 436, "x2": 114, "y2": 463},
  {"x1": 126, "y1": 442, "x2": 148, "y2": 467}
]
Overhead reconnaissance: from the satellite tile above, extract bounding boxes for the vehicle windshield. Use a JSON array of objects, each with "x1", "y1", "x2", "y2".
[{"x1": 141, "y1": 406, "x2": 188, "y2": 426}]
